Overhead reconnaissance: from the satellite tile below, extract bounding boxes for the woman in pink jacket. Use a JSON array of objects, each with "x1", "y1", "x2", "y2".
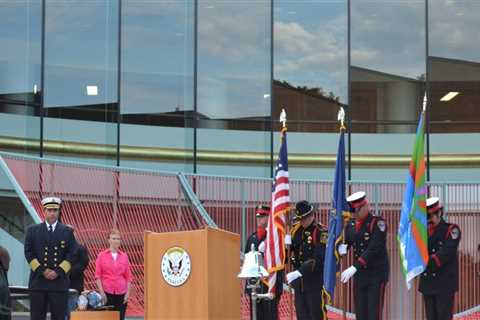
[{"x1": 95, "y1": 229, "x2": 132, "y2": 320}]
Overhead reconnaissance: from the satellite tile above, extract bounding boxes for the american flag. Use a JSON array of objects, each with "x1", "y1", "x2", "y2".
[{"x1": 265, "y1": 124, "x2": 290, "y2": 294}]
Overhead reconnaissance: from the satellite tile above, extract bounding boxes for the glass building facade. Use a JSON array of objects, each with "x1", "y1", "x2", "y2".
[{"x1": 1, "y1": 0, "x2": 480, "y2": 181}]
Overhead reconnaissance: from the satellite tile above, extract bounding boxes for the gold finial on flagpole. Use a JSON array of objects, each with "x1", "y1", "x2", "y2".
[
  {"x1": 280, "y1": 109, "x2": 287, "y2": 129},
  {"x1": 337, "y1": 107, "x2": 346, "y2": 131}
]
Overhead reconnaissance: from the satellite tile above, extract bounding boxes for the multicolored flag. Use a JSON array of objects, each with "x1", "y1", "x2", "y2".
[
  {"x1": 265, "y1": 110, "x2": 290, "y2": 294},
  {"x1": 398, "y1": 96, "x2": 429, "y2": 289},
  {"x1": 323, "y1": 111, "x2": 348, "y2": 302}
]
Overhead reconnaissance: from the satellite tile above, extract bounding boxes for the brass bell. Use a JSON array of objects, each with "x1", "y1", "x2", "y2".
[{"x1": 238, "y1": 244, "x2": 268, "y2": 279}]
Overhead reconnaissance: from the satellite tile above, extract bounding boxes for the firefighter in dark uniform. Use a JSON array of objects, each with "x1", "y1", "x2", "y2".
[
  {"x1": 244, "y1": 205, "x2": 282, "y2": 320},
  {"x1": 24, "y1": 197, "x2": 78, "y2": 320},
  {"x1": 340, "y1": 191, "x2": 389, "y2": 320},
  {"x1": 286, "y1": 200, "x2": 328, "y2": 320},
  {"x1": 419, "y1": 197, "x2": 461, "y2": 320}
]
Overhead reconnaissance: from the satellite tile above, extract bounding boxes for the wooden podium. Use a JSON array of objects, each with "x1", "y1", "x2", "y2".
[{"x1": 144, "y1": 227, "x2": 241, "y2": 320}]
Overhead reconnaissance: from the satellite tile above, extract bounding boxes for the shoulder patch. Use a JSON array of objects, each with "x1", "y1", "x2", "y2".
[
  {"x1": 377, "y1": 220, "x2": 386, "y2": 232},
  {"x1": 450, "y1": 227, "x2": 460, "y2": 240}
]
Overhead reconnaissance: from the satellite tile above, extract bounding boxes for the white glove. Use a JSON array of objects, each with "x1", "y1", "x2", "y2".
[
  {"x1": 338, "y1": 244, "x2": 348, "y2": 256},
  {"x1": 286, "y1": 270, "x2": 302, "y2": 284},
  {"x1": 285, "y1": 234, "x2": 292, "y2": 246},
  {"x1": 258, "y1": 241, "x2": 265, "y2": 253},
  {"x1": 340, "y1": 266, "x2": 357, "y2": 283}
]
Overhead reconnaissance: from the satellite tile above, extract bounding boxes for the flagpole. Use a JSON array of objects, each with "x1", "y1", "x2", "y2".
[
  {"x1": 279, "y1": 109, "x2": 294, "y2": 320},
  {"x1": 338, "y1": 107, "x2": 348, "y2": 320}
]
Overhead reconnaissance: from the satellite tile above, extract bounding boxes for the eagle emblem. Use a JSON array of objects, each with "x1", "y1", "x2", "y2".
[{"x1": 161, "y1": 247, "x2": 192, "y2": 287}]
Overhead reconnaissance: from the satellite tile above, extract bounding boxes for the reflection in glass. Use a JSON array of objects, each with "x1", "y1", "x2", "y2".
[
  {"x1": 197, "y1": 1, "x2": 271, "y2": 175},
  {"x1": 274, "y1": 0, "x2": 347, "y2": 132},
  {"x1": 44, "y1": 0, "x2": 118, "y2": 108},
  {"x1": 43, "y1": 0, "x2": 118, "y2": 164},
  {"x1": 429, "y1": 0, "x2": 480, "y2": 133},
  {"x1": 197, "y1": 0, "x2": 270, "y2": 122},
  {"x1": 122, "y1": 0, "x2": 194, "y2": 117},
  {"x1": 351, "y1": 0, "x2": 425, "y2": 133},
  {"x1": 0, "y1": 1, "x2": 41, "y2": 154},
  {"x1": 121, "y1": 1, "x2": 194, "y2": 171}
]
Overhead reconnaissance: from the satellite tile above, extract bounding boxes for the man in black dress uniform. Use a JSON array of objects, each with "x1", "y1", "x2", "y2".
[
  {"x1": 286, "y1": 200, "x2": 328, "y2": 320},
  {"x1": 244, "y1": 204, "x2": 282, "y2": 320},
  {"x1": 419, "y1": 197, "x2": 461, "y2": 320},
  {"x1": 340, "y1": 191, "x2": 389, "y2": 320},
  {"x1": 24, "y1": 197, "x2": 78, "y2": 320}
]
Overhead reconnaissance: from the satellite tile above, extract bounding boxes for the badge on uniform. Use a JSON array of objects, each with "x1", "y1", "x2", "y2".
[
  {"x1": 320, "y1": 232, "x2": 328, "y2": 244},
  {"x1": 451, "y1": 227, "x2": 460, "y2": 239},
  {"x1": 377, "y1": 220, "x2": 386, "y2": 232},
  {"x1": 307, "y1": 236, "x2": 313, "y2": 244}
]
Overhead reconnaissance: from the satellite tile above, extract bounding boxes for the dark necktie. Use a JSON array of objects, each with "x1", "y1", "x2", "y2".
[{"x1": 48, "y1": 225, "x2": 53, "y2": 233}]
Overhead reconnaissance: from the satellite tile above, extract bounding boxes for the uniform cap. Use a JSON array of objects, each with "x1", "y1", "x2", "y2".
[
  {"x1": 346, "y1": 191, "x2": 367, "y2": 209},
  {"x1": 41, "y1": 197, "x2": 62, "y2": 209},
  {"x1": 426, "y1": 197, "x2": 441, "y2": 214},
  {"x1": 255, "y1": 205, "x2": 270, "y2": 217},
  {"x1": 295, "y1": 200, "x2": 314, "y2": 219}
]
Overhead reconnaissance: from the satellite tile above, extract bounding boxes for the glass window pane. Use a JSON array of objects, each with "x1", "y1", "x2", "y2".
[
  {"x1": 428, "y1": 0, "x2": 480, "y2": 180},
  {"x1": 120, "y1": 0, "x2": 194, "y2": 172},
  {"x1": 197, "y1": 0, "x2": 270, "y2": 120},
  {"x1": 429, "y1": 0, "x2": 480, "y2": 133},
  {"x1": 274, "y1": 0, "x2": 348, "y2": 133},
  {"x1": 0, "y1": 1, "x2": 41, "y2": 154},
  {"x1": 43, "y1": 1, "x2": 118, "y2": 164},
  {"x1": 351, "y1": 0, "x2": 426, "y2": 134},
  {"x1": 44, "y1": 1, "x2": 118, "y2": 108},
  {"x1": 122, "y1": 1, "x2": 193, "y2": 115},
  {"x1": 197, "y1": 1, "x2": 271, "y2": 176}
]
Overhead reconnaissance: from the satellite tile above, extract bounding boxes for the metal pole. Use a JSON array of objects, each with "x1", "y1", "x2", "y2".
[
  {"x1": 116, "y1": 0, "x2": 122, "y2": 166},
  {"x1": 193, "y1": 0, "x2": 198, "y2": 174},
  {"x1": 251, "y1": 285, "x2": 258, "y2": 320},
  {"x1": 241, "y1": 179, "x2": 247, "y2": 250}
]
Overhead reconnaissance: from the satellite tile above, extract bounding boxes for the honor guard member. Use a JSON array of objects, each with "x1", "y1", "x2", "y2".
[
  {"x1": 244, "y1": 205, "x2": 282, "y2": 320},
  {"x1": 340, "y1": 191, "x2": 389, "y2": 320},
  {"x1": 286, "y1": 200, "x2": 328, "y2": 320},
  {"x1": 24, "y1": 197, "x2": 78, "y2": 320},
  {"x1": 419, "y1": 197, "x2": 461, "y2": 320}
]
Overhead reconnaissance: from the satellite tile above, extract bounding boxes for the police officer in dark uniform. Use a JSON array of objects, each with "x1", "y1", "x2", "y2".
[
  {"x1": 286, "y1": 200, "x2": 328, "y2": 320},
  {"x1": 244, "y1": 204, "x2": 282, "y2": 320},
  {"x1": 24, "y1": 197, "x2": 78, "y2": 320},
  {"x1": 340, "y1": 191, "x2": 389, "y2": 320},
  {"x1": 419, "y1": 197, "x2": 461, "y2": 320}
]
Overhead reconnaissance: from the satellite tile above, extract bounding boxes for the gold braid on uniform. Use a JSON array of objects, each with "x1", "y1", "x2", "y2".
[
  {"x1": 30, "y1": 258, "x2": 41, "y2": 271},
  {"x1": 59, "y1": 260, "x2": 71, "y2": 273},
  {"x1": 290, "y1": 221, "x2": 301, "y2": 237},
  {"x1": 321, "y1": 288, "x2": 328, "y2": 320}
]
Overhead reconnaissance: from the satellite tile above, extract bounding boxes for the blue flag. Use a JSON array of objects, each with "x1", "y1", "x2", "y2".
[{"x1": 323, "y1": 129, "x2": 348, "y2": 301}]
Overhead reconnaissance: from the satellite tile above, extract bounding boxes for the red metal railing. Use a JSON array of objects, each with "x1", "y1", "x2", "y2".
[{"x1": 1, "y1": 153, "x2": 479, "y2": 319}]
